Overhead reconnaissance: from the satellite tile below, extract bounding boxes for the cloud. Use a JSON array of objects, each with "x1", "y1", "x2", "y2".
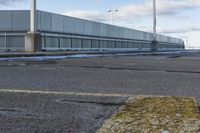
[
  {"x1": 0, "y1": 0, "x2": 23, "y2": 5},
  {"x1": 159, "y1": 27, "x2": 200, "y2": 34},
  {"x1": 63, "y1": 10, "x2": 106, "y2": 22},
  {"x1": 63, "y1": 0, "x2": 200, "y2": 22}
]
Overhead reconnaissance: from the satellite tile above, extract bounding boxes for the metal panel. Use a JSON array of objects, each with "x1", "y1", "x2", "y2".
[
  {"x1": 121, "y1": 41, "x2": 128, "y2": 48},
  {"x1": 118, "y1": 27, "x2": 124, "y2": 39},
  {"x1": 37, "y1": 11, "x2": 41, "y2": 30},
  {"x1": 100, "y1": 40, "x2": 107, "y2": 48},
  {"x1": 107, "y1": 41, "x2": 115, "y2": 48},
  {"x1": 106, "y1": 25, "x2": 113, "y2": 37},
  {"x1": 116, "y1": 41, "x2": 122, "y2": 48},
  {"x1": 46, "y1": 36, "x2": 59, "y2": 48},
  {"x1": 127, "y1": 42, "x2": 134, "y2": 48},
  {"x1": 12, "y1": 11, "x2": 30, "y2": 30},
  {"x1": 0, "y1": 36, "x2": 5, "y2": 49},
  {"x1": 60, "y1": 37, "x2": 71, "y2": 48},
  {"x1": 0, "y1": 11, "x2": 12, "y2": 31},
  {"x1": 51, "y1": 14, "x2": 64, "y2": 32},
  {"x1": 72, "y1": 38, "x2": 82, "y2": 48},
  {"x1": 75, "y1": 19, "x2": 84, "y2": 34},
  {"x1": 100, "y1": 24, "x2": 107, "y2": 37},
  {"x1": 83, "y1": 39, "x2": 91, "y2": 48},
  {"x1": 113, "y1": 26, "x2": 119, "y2": 38},
  {"x1": 40, "y1": 11, "x2": 51, "y2": 31},
  {"x1": 6, "y1": 36, "x2": 24, "y2": 49},
  {"x1": 92, "y1": 22, "x2": 100, "y2": 36},
  {"x1": 92, "y1": 40, "x2": 99, "y2": 48},
  {"x1": 84, "y1": 21, "x2": 92, "y2": 35},
  {"x1": 64, "y1": 16, "x2": 75, "y2": 33}
]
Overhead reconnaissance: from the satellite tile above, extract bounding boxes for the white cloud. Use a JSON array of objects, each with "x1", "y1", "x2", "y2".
[
  {"x1": 63, "y1": 10, "x2": 106, "y2": 22},
  {"x1": 64, "y1": 0, "x2": 200, "y2": 22},
  {"x1": 0, "y1": 0, "x2": 24, "y2": 5},
  {"x1": 159, "y1": 27, "x2": 200, "y2": 34}
]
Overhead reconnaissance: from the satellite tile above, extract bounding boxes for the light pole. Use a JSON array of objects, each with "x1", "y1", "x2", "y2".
[
  {"x1": 107, "y1": 9, "x2": 118, "y2": 25},
  {"x1": 25, "y1": 0, "x2": 41, "y2": 52},
  {"x1": 30, "y1": 0, "x2": 36, "y2": 33},
  {"x1": 151, "y1": 0, "x2": 158, "y2": 52},
  {"x1": 153, "y1": 0, "x2": 156, "y2": 42}
]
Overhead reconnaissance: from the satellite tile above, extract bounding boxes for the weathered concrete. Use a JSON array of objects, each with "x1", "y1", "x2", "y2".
[{"x1": 25, "y1": 32, "x2": 41, "y2": 52}]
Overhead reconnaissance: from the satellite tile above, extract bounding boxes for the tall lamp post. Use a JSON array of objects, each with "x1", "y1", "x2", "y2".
[
  {"x1": 151, "y1": 0, "x2": 158, "y2": 52},
  {"x1": 107, "y1": 9, "x2": 118, "y2": 25},
  {"x1": 30, "y1": 0, "x2": 36, "y2": 33},
  {"x1": 25, "y1": 0, "x2": 41, "y2": 52}
]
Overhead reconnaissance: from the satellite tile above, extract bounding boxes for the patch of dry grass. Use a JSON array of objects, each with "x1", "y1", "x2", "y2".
[{"x1": 97, "y1": 96, "x2": 200, "y2": 133}]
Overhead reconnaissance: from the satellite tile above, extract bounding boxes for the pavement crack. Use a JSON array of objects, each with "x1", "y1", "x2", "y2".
[
  {"x1": 166, "y1": 70, "x2": 200, "y2": 74},
  {"x1": 0, "y1": 108, "x2": 39, "y2": 118},
  {"x1": 61, "y1": 65, "x2": 200, "y2": 74},
  {"x1": 56, "y1": 99, "x2": 125, "y2": 106}
]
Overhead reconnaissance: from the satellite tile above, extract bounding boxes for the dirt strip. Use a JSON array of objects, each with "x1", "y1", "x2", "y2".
[{"x1": 97, "y1": 96, "x2": 200, "y2": 133}]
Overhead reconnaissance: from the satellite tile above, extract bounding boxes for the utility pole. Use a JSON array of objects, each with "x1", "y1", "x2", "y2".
[
  {"x1": 107, "y1": 9, "x2": 118, "y2": 25},
  {"x1": 153, "y1": 0, "x2": 156, "y2": 42},
  {"x1": 25, "y1": 0, "x2": 41, "y2": 52},
  {"x1": 30, "y1": 0, "x2": 36, "y2": 33},
  {"x1": 151, "y1": 0, "x2": 158, "y2": 52}
]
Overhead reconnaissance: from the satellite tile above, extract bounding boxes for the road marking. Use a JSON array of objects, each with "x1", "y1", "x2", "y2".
[{"x1": 0, "y1": 89, "x2": 129, "y2": 97}]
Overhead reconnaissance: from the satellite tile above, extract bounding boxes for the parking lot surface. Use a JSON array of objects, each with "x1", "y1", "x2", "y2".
[{"x1": 0, "y1": 51, "x2": 200, "y2": 132}]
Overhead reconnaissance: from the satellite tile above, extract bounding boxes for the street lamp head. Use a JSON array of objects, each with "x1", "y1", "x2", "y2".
[{"x1": 107, "y1": 9, "x2": 119, "y2": 12}]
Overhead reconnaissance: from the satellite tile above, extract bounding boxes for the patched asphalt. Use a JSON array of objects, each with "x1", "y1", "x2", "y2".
[
  {"x1": 0, "y1": 91, "x2": 127, "y2": 133},
  {"x1": 1, "y1": 50, "x2": 200, "y2": 132}
]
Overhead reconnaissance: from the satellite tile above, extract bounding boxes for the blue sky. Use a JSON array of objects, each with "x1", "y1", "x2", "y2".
[{"x1": 0, "y1": 0, "x2": 200, "y2": 48}]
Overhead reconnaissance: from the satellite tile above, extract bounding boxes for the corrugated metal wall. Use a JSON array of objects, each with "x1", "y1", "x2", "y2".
[
  {"x1": 0, "y1": 10, "x2": 184, "y2": 51},
  {"x1": 37, "y1": 10, "x2": 183, "y2": 44},
  {"x1": 0, "y1": 11, "x2": 28, "y2": 51}
]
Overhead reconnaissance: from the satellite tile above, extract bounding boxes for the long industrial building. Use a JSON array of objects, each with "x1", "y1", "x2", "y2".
[{"x1": 0, "y1": 10, "x2": 185, "y2": 52}]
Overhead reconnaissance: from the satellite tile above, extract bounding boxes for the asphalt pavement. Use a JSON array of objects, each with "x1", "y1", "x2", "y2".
[{"x1": 0, "y1": 50, "x2": 200, "y2": 132}]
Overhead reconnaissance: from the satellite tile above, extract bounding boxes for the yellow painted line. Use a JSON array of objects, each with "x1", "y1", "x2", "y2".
[
  {"x1": 0, "y1": 89, "x2": 128, "y2": 97},
  {"x1": 97, "y1": 96, "x2": 200, "y2": 133}
]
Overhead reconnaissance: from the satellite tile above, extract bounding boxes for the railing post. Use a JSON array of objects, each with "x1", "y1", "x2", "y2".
[{"x1": 4, "y1": 31, "x2": 7, "y2": 51}]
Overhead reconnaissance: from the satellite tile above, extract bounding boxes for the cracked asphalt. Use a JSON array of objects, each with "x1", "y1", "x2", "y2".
[{"x1": 0, "y1": 50, "x2": 200, "y2": 132}]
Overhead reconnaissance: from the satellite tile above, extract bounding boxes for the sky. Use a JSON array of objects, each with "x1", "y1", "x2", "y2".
[{"x1": 0, "y1": 0, "x2": 200, "y2": 48}]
